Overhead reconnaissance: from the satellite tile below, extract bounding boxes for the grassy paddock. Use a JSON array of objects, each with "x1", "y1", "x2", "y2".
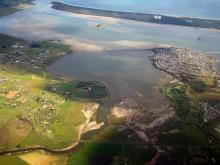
[{"x1": 0, "y1": 66, "x2": 86, "y2": 150}]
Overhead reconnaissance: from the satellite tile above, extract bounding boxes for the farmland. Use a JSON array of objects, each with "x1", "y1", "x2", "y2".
[{"x1": 0, "y1": 34, "x2": 105, "y2": 152}]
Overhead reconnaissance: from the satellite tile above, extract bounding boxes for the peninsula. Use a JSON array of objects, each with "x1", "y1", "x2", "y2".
[
  {"x1": 0, "y1": 0, "x2": 33, "y2": 16},
  {"x1": 51, "y1": 1, "x2": 220, "y2": 30}
]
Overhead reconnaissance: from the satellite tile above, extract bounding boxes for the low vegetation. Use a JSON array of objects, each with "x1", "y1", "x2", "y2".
[
  {"x1": 160, "y1": 82, "x2": 189, "y2": 117},
  {"x1": 158, "y1": 81, "x2": 220, "y2": 163},
  {"x1": 67, "y1": 127, "x2": 156, "y2": 165},
  {"x1": 51, "y1": 81, "x2": 109, "y2": 100},
  {"x1": 0, "y1": 34, "x2": 72, "y2": 69}
]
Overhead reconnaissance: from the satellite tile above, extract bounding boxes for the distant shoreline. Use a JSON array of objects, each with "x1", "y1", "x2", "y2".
[
  {"x1": 0, "y1": 0, "x2": 34, "y2": 16},
  {"x1": 51, "y1": 1, "x2": 220, "y2": 30}
]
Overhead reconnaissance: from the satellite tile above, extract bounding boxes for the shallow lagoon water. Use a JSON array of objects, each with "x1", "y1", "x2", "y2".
[{"x1": 47, "y1": 50, "x2": 171, "y2": 118}]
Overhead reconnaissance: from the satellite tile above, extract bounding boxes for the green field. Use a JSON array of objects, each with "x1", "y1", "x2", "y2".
[
  {"x1": 0, "y1": 34, "x2": 85, "y2": 150},
  {"x1": 0, "y1": 66, "x2": 88, "y2": 150},
  {"x1": 160, "y1": 82, "x2": 189, "y2": 117},
  {"x1": 52, "y1": 81, "x2": 109, "y2": 100},
  {"x1": 67, "y1": 127, "x2": 156, "y2": 165},
  {"x1": 0, "y1": 34, "x2": 72, "y2": 70},
  {"x1": 158, "y1": 75, "x2": 220, "y2": 163}
]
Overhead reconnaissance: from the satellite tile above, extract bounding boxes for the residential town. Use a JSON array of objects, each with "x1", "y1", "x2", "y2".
[
  {"x1": 0, "y1": 40, "x2": 72, "y2": 68},
  {"x1": 150, "y1": 47, "x2": 218, "y2": 81},
  {"x1": 200, "y1": 102, "x2": 220, "y2": 122}
]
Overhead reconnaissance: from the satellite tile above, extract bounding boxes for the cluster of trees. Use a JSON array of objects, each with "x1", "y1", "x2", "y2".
[
  {"x1": 161, "y1": 83, "x2": 190, "y2": 117},
  {"x1": 191, "y1": 80, "x2": 207, "y2": 93}
]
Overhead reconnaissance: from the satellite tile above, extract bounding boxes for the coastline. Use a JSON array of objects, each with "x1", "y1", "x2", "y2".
[
  {"x1": 53, "y1": 1, "x2": 220, "y2": 20},
  {"x1": 51, "y1": 1, "x2": 220, "y2": 30},
  {"x1": 0, "y1": 0, "x2": 34, "y2": 17}
]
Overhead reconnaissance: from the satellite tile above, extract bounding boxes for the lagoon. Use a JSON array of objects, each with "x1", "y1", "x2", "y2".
[{"x1": 47, "y1": 50, "x2": 171, "y2": 118}]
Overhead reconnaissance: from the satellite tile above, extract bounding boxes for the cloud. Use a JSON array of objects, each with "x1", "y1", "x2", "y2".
[
  {"x1": 66, "y1": 12, "x2": 121, "y2": 24},
  {"x1": 110, "y1": 40, "x2": 172, "y2": 50},
  {"x1": 61, "y1": 37, "x2": 104, "y2": 52}
]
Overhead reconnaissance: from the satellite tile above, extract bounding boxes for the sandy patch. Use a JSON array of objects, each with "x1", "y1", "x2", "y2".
[
  {"x1": 6, "y1": 91, "x2": 19, "y2": 99},
  {"x1": 19, "y1": 152, "x2": 68, "y2": 165},
  {"x1": 61, "y1": 37, "x2": 104, "y2": 52},
  {"x1": 0, "y1": 118, "x2": 32, "y2": 149}
]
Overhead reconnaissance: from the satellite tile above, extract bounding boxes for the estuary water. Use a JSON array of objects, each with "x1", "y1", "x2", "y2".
[{"x1": 47, "y1": 50, "x2": 171, "y2": 118}]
